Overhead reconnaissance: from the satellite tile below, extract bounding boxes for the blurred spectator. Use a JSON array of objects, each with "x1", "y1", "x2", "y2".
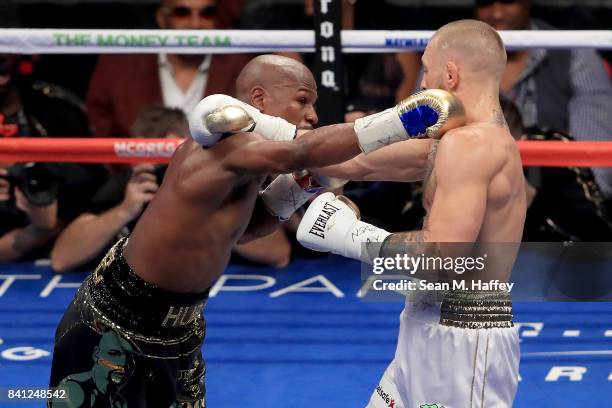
[
  {"x1": 241, "y1": 0, "x2": 421, "y2": 113},
  {"x1": 0, "y1": 54, "x2": 106, "y2": 262},
  {"x1": 217, "y1": 0, "x2": 248, "y2": 29},
  {"x1": 500, "y1": 96, "x2": 612, "y2": 241},
  {"x1": 51, "y1": 105, "x2": 186, "y2": 272},
  {"x1": 0, "y1": 54, "x2": 91, "y2": 138},
  {"x1": 87, "y1": 0, "x2": 251, "y2": 137},
  {"x1": 475, "y1": 0, "x2": 612, "y2": 197}
]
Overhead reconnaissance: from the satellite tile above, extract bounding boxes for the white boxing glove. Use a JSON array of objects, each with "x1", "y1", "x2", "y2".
[
  {"x1": 261, "y1": 171, "x2": 348, "y2": 221},
  {"x1": 354, "y1": 89, "x2": 466, "y2": 154},
  {"x1": 261, "y1": 173, "x2": 316, "y2": 221},
  {"x1": 296, "y1": 192, "x2": 391, "y2": 263},
  {"x1": 189, "y1": 94, "x2": 297, "y2": 146}
]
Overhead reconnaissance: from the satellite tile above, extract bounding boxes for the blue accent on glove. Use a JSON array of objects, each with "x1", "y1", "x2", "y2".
[{"x1": 398, "y1": 106, "x2": 439, "y2": 137}]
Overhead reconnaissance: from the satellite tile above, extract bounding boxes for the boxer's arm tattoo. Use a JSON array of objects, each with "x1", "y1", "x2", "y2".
[
  {"x1": 378, "y1": 231, "x2": 448, "y2": 281},
  {"x1": 380, "y1": 231, "x2": 427, "y2": 258}
]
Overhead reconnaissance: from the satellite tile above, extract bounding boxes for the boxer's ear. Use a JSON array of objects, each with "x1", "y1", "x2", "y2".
[
  {"x1": 445, "y1": 61, "x2": 459, "y2": 90},
  {"x1": 250, "y1": 86, "x2": 265, "y2": 112}
]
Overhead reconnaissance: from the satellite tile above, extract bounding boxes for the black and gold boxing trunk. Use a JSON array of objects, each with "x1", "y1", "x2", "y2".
[
  {"x1": 48, "y1": 238, "x2": 209, "y2": 408},
  {"x1": 440, "y1": 290, "x2": 513, "y2": 329}
]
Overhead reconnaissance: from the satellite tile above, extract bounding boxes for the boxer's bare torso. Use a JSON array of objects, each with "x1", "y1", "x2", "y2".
[
  {"x1": 124, "y1": 119, "x2": 362, "y2": 294},
  {"x1": 124, "y1": 55, "x2": 328, "y2": 294},
  {"x1": 313, "y1": 118, "x2": 526, "y2": 280},
  {"x1": 124, "y1": 136, "x2": 266, "y2": 294},
  {"x1": 314, "y1": 120, "x2": 526, "y2": 244},
  {"x1": 421, "y1": 123, "x2": 525, "y2": 243}
]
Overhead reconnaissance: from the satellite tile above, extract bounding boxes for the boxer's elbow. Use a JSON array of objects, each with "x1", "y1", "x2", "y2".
[
  {"x1": 233, "y1": 236, "x2": 292, "y2": 268},
  {"x1": 50, "y1": 250, "x2": 74, "y2": 273},
  {"x1": 272, "y1": 250, "x2": 291, "y2": 268},
  {"x1": 395, "y1": 166, "x2": 428, "y2": 182},
  {"x1": 264, "y1": 243, "x2": 291, "y2": 268}
]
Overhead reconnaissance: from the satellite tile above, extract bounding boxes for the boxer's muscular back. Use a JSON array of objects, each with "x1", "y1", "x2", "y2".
[
  {"x1": 475, "y1": 126, "x2": 526, "y2": 243},
  {"x1": 124, "y1": 136, "x2": 266, "y2": 294}
]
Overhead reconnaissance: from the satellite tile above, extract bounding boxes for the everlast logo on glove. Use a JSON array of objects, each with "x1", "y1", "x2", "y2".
[{"x1": 308, "y1": 202, "x2": 341, "y2": 238}]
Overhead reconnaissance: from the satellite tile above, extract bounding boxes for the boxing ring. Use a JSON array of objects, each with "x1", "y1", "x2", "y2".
[
  {"x1": 0, "y1": 257, "x2": 610, "y2": 407},
  {"x1": 0, "y1": 26, "x2": 612, "y2": 407}
]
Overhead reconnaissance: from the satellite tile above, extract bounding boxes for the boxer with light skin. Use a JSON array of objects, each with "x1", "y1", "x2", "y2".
[
  {"x1": 49, "y1": 54, "x2": 462, "y2": 407},
  {"x1": 306, "y1": 19, "x2": 526, "y2": 250},
  {"x1": 297, "y1": 20, "x2": 526, "y2": 407}
]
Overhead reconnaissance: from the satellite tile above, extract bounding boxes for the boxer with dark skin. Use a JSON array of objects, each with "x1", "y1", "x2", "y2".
[
  {"x1": 124, "y1": 55, "x2": 357, "y2": 294},
  {"x1": 125, "y1": 54, "x2": 455, "y2": 293},
  {"x1": 49, "y1": 56, "x2": 359, "y2": 407},
  {"x1": 49, "y1": 54, "x2": 455, "y2": 407}
]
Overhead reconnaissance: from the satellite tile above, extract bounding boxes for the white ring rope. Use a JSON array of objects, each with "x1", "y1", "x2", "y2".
[{"x1": 0, "y1": 29, "x2": 611, "y2": 54}]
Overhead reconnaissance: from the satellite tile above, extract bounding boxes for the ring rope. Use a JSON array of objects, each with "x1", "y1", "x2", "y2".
[
  {"x1": 0, "y1": 138, "x2": 611, "y2": 167},
  {"x1": 0, "y1": 29, "x2": 611, "y2": 54},
  {"x1": 0, "y1": 138, "x2": 182, "y2": 164}
]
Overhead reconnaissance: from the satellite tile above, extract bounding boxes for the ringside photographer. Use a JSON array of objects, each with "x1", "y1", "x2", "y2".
[{"x1": 0, "y1": 52, "x2": 106, "y2": 262}]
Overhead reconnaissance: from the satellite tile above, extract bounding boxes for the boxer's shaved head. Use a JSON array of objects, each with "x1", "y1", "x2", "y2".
[
  {"x1": 433, "y1": 19, "x2": 506, "y2": 79},
  {"x1": 236, "y1": 55, "x2": 316, "y2": 102},
  {"x1": 421, "y1": 19, "x2": 506, "y2": 92},
  {"x1": 236, "y1": 55, "x2": 318, "y2": 129}
]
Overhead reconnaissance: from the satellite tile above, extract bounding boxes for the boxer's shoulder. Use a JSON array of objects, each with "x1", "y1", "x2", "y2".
[
  {"x1": 440, "y1": 124, "x2": 509, "y2": 151},
  {"x1": 435, "y1": 126, "x2": 502, "y2": 176},
  {"x1": 437, "y1": 126, "x2": 486, "y2": 153},
  {"x1": 227, "y1": 131, "x2": 267, "y2": 144}
]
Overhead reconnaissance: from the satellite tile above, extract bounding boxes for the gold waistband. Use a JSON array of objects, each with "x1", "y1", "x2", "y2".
[{"x1": 439, "y1": 290, "x2": 513, "y2": 329}]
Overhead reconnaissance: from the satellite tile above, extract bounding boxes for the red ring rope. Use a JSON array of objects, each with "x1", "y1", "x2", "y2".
[
  {"x1": 518, "y1": 140, "x2": 612, "y2": 167},
  {"x1": 0, "y1": 138, "x2": 183, "y2": 164},
  {"x1": 0, "y1": 138, "x2": 612, "y2": 167}
]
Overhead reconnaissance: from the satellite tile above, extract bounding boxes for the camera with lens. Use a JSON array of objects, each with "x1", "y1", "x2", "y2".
[{"x1": 7, "y1": 162, "x2": 60, "y2": 207}]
